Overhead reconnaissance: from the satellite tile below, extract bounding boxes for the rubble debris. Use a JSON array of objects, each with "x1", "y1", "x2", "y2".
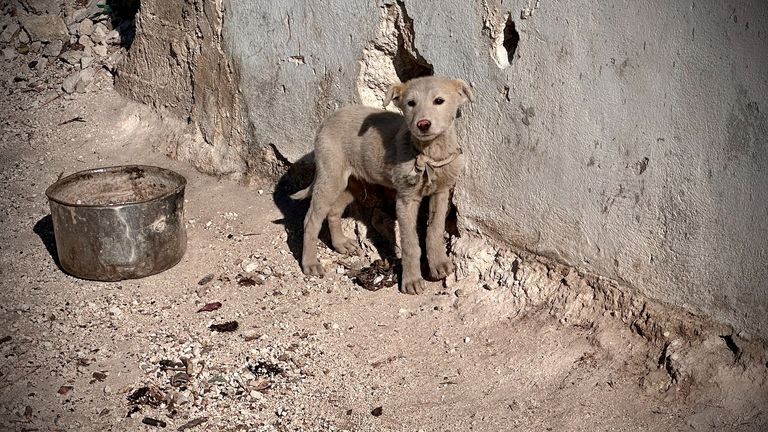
[
  {"x1": 352, "y1": 259, "x2": 398, "y2": 291},
  {"x1": 181, "y1": 356, "x2": 194, "y2": 375},
  {"x1": 127, "y1": 385, "x2": 165, "y2": 407},
  {"x1": 247, "y1": 360, "x2": 284, "y2": 378},
  {"x1": 142, "y1": 417, "x2": 167, "y2": 428},
  {"x1": 197, "y1": 302, "x2": 222, "y2": 313},
  {"x1": 209, "y1": 321, "x2": 239, "y2": 332},
  {"x1": 58, "y1": 116, "x2": 86, "y2": 126},
  {"x1": 57, "y1": 385, "x2": 73, "y2": 395},
  {"x1": 237, "y1": 276, "x2": 258, "y2": 286},
  {"x1": 159, "y1": 359, "x2": 185, "y2": 370},
  {"x1": 371, "y1": 406, "x2": 383, "y2": 417},
  {"x1": 197, "y1": 273, "x2": 215, "y2": 285},
  {"x1": 169, "y1": 372, "x2": 191, "y2": 388},
  {"x1": 18, "y1": 14, "x2": 69, "y2": 43},
  {"x1": 177, "y1": 417, "x2": 209, "y2": 431},
  {"x1": 0, "y1": 335, "x2": 11, "y2": 345}
]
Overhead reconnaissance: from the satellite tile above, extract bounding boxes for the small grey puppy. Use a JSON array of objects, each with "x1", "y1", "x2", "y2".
[{"x1": 291, "y1": 76, "x2": 474, "y2": 294}]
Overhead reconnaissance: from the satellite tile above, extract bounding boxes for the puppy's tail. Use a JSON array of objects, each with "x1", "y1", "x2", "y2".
[{"x1": 290, "y1": 184, "x2": 313, "y2": 200}]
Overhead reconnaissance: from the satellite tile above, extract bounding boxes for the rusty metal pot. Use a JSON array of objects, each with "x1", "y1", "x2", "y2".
[{"x1": 45, "y1": 165, "x2": 187, "y2": 281}]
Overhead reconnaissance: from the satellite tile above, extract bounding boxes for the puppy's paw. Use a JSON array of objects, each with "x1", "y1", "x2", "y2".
[
  {"x1": 333, "y1": 237, "x2": 360, "y2": 256},
  {"x1": 400, "y1": 276, "x2": 426, "y2": 295},
  {"x1": 429, "y1": 259, "x2": 455, "y2": 280},
  {"x1": 302, "y1": 261, "x2": 325, "y2": 277}
]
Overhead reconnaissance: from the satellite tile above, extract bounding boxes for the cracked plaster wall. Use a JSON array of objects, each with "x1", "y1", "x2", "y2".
[{"x1": 119, "y1": 0, "x2": 768, "y2": 338}]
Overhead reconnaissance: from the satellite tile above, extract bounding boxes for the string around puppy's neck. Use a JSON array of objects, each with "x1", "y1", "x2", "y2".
[{"x1": 411, "y1": 149, "x2": 461, "y2": 186}]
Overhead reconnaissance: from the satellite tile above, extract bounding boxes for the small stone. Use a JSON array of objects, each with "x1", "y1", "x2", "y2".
[
  {"x1": 70, "y1": 9, "x2": 91, "y2": 25},
  {"x1": 75, "y1": 68, "x2": 94, "y2": 93},
  {"x1": 454, "y1": 288, "x2": 465, "y2": 297},
  {"x1": 0, "y1": 23, "x2": 19, "y2": 43},
  {"x1": 241, "y1": 261, "x2": 259, "y2": 273},
  {"x1": 108, "y1": 306, "x2": 121, "y2": 316},
  {"x1": 62, "y1": 72, "x2": 79, "y2": 94},
  {"x1": 78, "y1": 35, "x2": 93, "y2": 47},
  {"x1": 18, "y1": 29, "x2": 30, "y2": 44},
  {"x1": 19, "y1": 14, "x2": 69, "y2": 43},
  {"x1": 59, "y1": 49, "x2": 82, "y2": 65},
  {"x1": 93, "y1": 44, "x2": 107, "y2": 57},
  {"x1": 27, "y1": 0, "x2": 61, "y2": 15},
  {"x1": 35, "y1": 57, "x2": 48, "y2": 72},
  {"x1": 78, "y1": 19, "x2": 94, "y2": 37},
  {"x1": 43, "y1": 40, "x2": 63, "y2": 58},
  {"x1": 30, "y1": 41, "x2": 42, "y2": 52},
  {"x1": 2, "y1": 48, "x2": 17, "y2": 61},
  {"x1": 80, "y1": 56, "x2": 92, "y2": 69},
  {"x1": 91, "y1": 24, "x2": 107, "y2": 44},
  {"x1": 242, "y1": 329, "x2": 261, "y2": 341},
  {"x1": 463, "y1": 336, "x2": 471, "y2": 344},
  {"x1": 106, "y1": 29, "x2": 120, "y2": 45}
]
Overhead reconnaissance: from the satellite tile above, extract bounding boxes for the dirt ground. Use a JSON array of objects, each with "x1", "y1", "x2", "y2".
[{"x1": 1, "y1": 31, "x2": 767, "y2": 432}]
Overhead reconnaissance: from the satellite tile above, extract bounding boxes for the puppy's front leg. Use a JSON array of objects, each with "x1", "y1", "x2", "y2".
[
  {"x1": 396, "y1": 195, "x2": 425, "y2": 294},
  {"x1": 426, "y1": 191, "x2": 454, "y2": 280}
]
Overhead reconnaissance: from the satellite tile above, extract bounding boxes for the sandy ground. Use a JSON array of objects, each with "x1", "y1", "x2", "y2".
[{"x1": 1, "y1": 48, "x2": 767, "y2": 432}]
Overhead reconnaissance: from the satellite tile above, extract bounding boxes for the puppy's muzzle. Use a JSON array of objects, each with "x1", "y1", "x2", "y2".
[{"x1": 416, "y1": 119, "x2": 431, "y2": 132}]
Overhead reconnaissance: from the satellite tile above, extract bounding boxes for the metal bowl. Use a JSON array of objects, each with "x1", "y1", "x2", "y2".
[{"x1": 45, "y1": 165, "x2": 187, "y2": 281}]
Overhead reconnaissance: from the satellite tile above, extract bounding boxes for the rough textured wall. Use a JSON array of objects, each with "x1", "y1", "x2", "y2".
[
  {"x1": 119, "y1": 0, "x2": 768, "y2": 337},
  {"x1": 115, "y1": 0, "x2": 256, "y2": 177}
]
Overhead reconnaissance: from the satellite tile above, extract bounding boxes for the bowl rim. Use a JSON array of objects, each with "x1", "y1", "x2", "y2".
[{"x1": 45, "y1": 165, "x2": 187, "y2": 208}]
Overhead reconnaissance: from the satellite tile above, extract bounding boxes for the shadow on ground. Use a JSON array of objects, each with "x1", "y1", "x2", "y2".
[
  {"x1": 271, "y1": 152, "x2": 399, "y2": 270},
  {"x1": 33, "y1": 215, "x2": 62, "y2": 271}
]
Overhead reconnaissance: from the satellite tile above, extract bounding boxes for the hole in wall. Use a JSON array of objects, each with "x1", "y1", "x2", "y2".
[
  {"x1": 393, "y1": 34, "x2": 434, "y2": 82},
  {"x1": 502, "y1": 15, "x2": 519, "y2": 64},
  {"x1": 392, "y1": 0, "x2": 434, "y2": 82},
  {"x1": 720, "y1": 335, "x2": 742, "y2": 361},
  {"x1": 105, "y1": 0, "x2": 140, "y2": 49},
  {"x1": 491, "y1": 13, "x2": 520, "y2": 69}
]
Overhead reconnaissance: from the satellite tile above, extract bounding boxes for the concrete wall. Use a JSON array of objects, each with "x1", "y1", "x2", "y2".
[{"x1": 119, "y1": 0, "x2": 768, "y2": 337}]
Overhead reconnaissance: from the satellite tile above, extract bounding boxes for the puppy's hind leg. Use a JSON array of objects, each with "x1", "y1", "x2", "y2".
[
  {"x1": 327, "y1": 189, "x2": 360, "y2": 255},
  {"x1": 301, "y1": 172, "x2": 347, "y2": 276}
]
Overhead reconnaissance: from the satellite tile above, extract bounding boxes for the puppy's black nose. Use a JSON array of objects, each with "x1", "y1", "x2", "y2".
[{"x1": 417, "y1": 119, "x2": 431, "y2": 132}]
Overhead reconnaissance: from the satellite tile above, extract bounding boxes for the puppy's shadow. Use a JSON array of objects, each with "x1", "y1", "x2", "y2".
[
  {"x1": 34, "y1": 215, "x2": 63, "y2": 271},
  {"x1": 272, "y1": 151, "x2": 398, "y2": 267}
]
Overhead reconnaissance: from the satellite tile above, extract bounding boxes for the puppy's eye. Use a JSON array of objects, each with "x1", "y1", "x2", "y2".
[
  {"x1": 434, "y1": 97, "x2": 445, "y2": 105},
  {"x1": 406, "y1": 100, "x2": 416, "y2": 107}
]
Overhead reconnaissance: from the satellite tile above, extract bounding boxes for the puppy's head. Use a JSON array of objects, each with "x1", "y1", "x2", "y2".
[{"x1": 383, "y1": 77, "x2": 474, "y2": 142}]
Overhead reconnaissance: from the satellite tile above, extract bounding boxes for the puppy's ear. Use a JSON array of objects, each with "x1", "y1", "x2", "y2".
[
  {"x1": 383, "y1": 83, "x2": 405, "y2": 108},
  {"x1": 452, "y1": 80, "x2": 475, "y2": 105}
]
